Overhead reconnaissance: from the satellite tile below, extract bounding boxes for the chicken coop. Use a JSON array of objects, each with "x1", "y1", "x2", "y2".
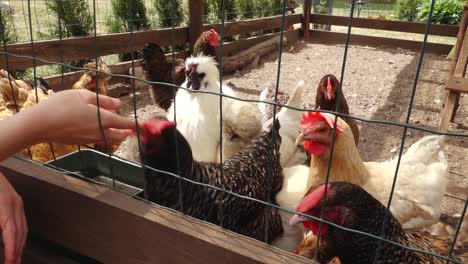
[{"x1": 0, "y1": 0, "x2": 467, "y2": 263}]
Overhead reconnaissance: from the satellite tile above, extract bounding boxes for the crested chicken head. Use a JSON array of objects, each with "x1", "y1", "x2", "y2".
[
  {"x1": 295, "y1": 111, "x2": 343, "y2": 157},
  {"x1": 184, "y1": 55, "x2": 219, "y2": 92},
  {"x1": 205, "y1": 29, "x2": 219, "y2": 47},
  {"x1": 289, "y1": 182, "x2": 357, "y2": 236},
  {"x1": 319, "y1": 74, "x2": 339, "y2": 101}
]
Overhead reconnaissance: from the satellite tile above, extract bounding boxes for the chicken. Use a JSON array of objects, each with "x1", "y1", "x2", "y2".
[
  {"x1": 290, "y1": 182, "x2": 464, "y2": 264},
  {"x1": 294, "y1": 111, "x2": 448, "y2": 229},
  {"x1": 140, "y1": 116, "x2": 284, "y2": 243},
  {"x1": 0, "y1": 69, "x2": 31, "y2": 91},
  {"x1": 167, "y1": 54, "x2": 262, "y2": 163},
  {"x1": 141, "y1": 29, "x2": 220, "y2": 111},
  {"x1": 72, "y1": 62, "x2": 111, "y2": 95},
  {"x1": 315, "y1": 74, "x2": 359, "y2": 146},
  {"x1": 293, "y1": 234, "x2": 341, "y2": 263},
  {"x1": 193, "y1": 28, "x2": 219, "y2": 58}
]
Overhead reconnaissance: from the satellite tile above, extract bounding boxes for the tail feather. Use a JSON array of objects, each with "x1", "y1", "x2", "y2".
[{"x1": 285, "y1": 80, "x2": 304, "y2": 108}]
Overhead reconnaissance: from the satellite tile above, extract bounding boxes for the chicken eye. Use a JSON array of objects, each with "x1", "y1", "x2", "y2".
[{"x1": 198, "y1": 73, "x2": 205, "y2": 79}]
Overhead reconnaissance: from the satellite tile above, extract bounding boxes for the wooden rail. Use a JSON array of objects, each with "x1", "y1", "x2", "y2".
[
  {"x1": 310, "y1": 14, "x2": 459, "y2": 37},
  {"x1": 0, "y1": 14, "x2": 301, "y2": 72},
  {"x1": 309, "y1": 30, "x2": 453, "y2": 54},
  {"x1": 0, "y1": 157, "x2": 313, "y2": 264}
]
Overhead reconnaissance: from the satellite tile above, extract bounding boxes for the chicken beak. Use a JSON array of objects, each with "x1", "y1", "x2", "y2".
[
  {"x1": 325, "y1": 91, "x2": 334, "y2": 100},
  {"x1": 295, "y1": 132, "x2": 305, "y2": 146},
  {"x1": 289, "y1": 214, "x2": 309, "y2": 226}
]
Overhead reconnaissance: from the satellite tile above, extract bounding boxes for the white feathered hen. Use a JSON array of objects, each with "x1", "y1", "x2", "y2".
[{"x1": 167, "y1": 54, "x2": 262, "y2": 163}]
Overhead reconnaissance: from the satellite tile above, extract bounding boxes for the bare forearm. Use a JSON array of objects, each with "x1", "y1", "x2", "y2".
[{"x1": 0, "y1": 108, "x2": 41, "y2": 162}]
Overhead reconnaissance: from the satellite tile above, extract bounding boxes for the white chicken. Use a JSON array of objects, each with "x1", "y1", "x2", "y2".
[{"x1": 167, "y1": 54, "x2": 262, "y2": 163}]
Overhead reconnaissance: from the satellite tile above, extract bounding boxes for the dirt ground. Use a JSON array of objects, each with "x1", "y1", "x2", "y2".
[{"x1": 117, "y1": 41, "x2": 467, "y2": 229}]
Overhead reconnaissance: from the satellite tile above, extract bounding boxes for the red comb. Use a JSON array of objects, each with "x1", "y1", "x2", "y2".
[
  {"x1": 297, "y1": 184, "x2": 331, "y2": 213},
  {"x1": 300, "y1": 112, "x2": 344, "y2": 133},
  {"x1": 140, "y1": 117, "x2": 174, "y2": 144},
  {"x1": 206, "y1": 29, "x2": 219, "y2": 47},
  {"x1": 327, "y1": 77, "x2": 332, "y2": 91}
]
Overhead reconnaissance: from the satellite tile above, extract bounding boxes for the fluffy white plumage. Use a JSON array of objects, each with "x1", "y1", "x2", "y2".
[
  {"x1": 363, "y1": 135, "x2": 448, "y2": 229},
  {"x1": 167, "y1": 54, "x2": 262, "y2": 163},
  {"x1": 262, "y1": 80, "x2": 308, "y2": 168}
]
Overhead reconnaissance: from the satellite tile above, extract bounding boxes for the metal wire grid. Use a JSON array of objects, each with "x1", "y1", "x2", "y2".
[{"x1": 0, "y1": 0, "x2": 467, "y2": 263}]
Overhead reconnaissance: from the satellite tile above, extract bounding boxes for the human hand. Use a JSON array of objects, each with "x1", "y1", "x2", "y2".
[
  {"x1": 21, "y1": 89, "x2": 136, "y2": 146},
  {"x1": 0, "y1": 173, "x2": 27, "y2": 264}
]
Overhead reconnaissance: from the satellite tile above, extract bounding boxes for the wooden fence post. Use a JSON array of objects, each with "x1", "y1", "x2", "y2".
[
  {"x1": 189, "y1": 0, "x2": 203, "y2": 52},
  {"x1": 303, "y1": 0, "x2": 312, "y2": 38}
]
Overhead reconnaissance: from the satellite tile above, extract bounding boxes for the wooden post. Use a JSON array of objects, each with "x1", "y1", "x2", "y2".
[
  {"x1": 440, "y1": 3, "x2": 468, "y2": 130},
  {"x1": 189, "y1": 0, "x2": 203, "y2": 52},
  {"x1": 302, "y1": 0, "x2": 312, "y2": 38}
]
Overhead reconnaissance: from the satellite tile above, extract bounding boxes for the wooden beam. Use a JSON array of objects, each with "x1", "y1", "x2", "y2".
[
  {"x1": 439, "y1": 92, "x2": 458, "y2": 131},
  {"x1": 310, "y1": 14, "x2": 459, "y2": 37},
  {"x1": 445, "y1": 77, "x2": 468, "y2": 93},
  {"x1": 221, "y1": 29, "x2": 301, "y2": 58},
  {"x1": 448, "y1": 5, "x2": 468, "y2": 76},
  {"x1": 45, "y1": 51, "x2": 188, "y2": 92},
  {"x1": 303, "y1": 0, "x2": 312, "y2": 38},
  {"x1": 189, "y1": 0, "x2": 203, "y2": 51},
  {"x1": 203, "y1": 14, "x2": 302, "y2": 37},
  {"x1": 0, "y1": 157, "x2": 312, "y2": 264},
  {"x1": 0, "y1": 27, "x2": 188, "y2": 71},
  {"x1": 308, "y1": 30, "x2": 453, "y2": 54}
]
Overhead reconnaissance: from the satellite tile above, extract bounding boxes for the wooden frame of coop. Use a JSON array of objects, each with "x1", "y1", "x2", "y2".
[{"x1": 0, "y1": 0, "x2": 463, "y2": 262}]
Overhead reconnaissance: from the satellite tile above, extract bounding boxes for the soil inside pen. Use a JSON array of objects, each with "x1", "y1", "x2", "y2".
[{"x1": 116, "y1": 41, "x2": 467, "y2": 231}]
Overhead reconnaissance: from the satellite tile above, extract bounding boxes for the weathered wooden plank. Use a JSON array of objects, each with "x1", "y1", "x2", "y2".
[
  {"x1": 0, "y1": 27, "x2": 189, "y2": 71},
  {"x1": 189, "y1": 0, "x2": 204, "y2": 50},
  {"x1": 221, "y1": 29, "x2": 301, "y2": 57},
  {"x1": 0, "y1": 157, "x2": 312, "y2": 264},
  {"x1": 302, "y1": 0, "x2": 312, "y2": 38},
  {"x1": 439, "y1": 92, "x2": 459, "y2": 131},
  {"x1": 445, "y1": 77, "x2": 468, "y2": 93},
  {"x1": 308, "y1": 30, "x2": 453, "y2": 54},
  {"x1": 45, "y1": 51, "x2": 188, "y2": 92},
  {"x1": 203, "y1": 14, "x2": 302, "y2": 37},
  {"x1": 310, "y1": 14, "x2": 459, "y2": 37}
]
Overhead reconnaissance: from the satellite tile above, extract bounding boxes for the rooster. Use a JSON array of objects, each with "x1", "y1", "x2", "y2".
[
  {"x1": 290, "y1": 182, "x2": 465, "y2": 264},
  {"x1": 315, "y1": 74, "x2": 359, "y2": 146},
  {"x1": 141, "y1": 29, "x2": 220, "y2": 111},
  {"x1": 294, "y1": 111, "x2": 448, "y2": 229},
  {"x1": 167, "y1": 54, "x2": 262, "y2": 163},
  {"x1": 140, "y1": 116, "x2": 283, "y2": 243}
]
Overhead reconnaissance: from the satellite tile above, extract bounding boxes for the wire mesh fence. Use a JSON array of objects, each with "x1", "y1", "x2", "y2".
[{"x1": 0, "y1": 0, "x2": 467, "y2": 263}]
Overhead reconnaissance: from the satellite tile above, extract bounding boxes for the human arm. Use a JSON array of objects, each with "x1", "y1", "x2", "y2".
[
  {"x1": 0, "y1": 89, "x2": 137, "y2": 162},
  {"x1": 0, "y1": 172, "x2": 27, "y2": 264}
]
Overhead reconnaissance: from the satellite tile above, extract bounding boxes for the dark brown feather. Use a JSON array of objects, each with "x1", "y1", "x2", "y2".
[
  {"x1": 315, "y1": 74, "x2": 359, "y2": 146},
  {"x1": 140, "y1": 43, "x2": 185, "y2": 111},
  {"x1": 193, "y1": 31, "x2": 217, "y2": 58}
]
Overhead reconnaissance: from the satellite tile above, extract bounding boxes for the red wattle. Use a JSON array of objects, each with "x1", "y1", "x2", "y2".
[{"x1": 304, "y1": 140, "x2": 325, "y2": 156}]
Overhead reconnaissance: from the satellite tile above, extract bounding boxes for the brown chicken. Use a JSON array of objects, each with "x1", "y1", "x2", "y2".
[
  {"x1": 315, "y1": 74, "x2": 359, "y2": 146},
  {"x1": 72, "y1": 61, "x2": 111, "y2": 95},
  {"x1": 290, "y1": 182, "x2": 464, "y2": 264},
  {"x1": 141, "y1": 29, "x2": 220, "y2": 111}
]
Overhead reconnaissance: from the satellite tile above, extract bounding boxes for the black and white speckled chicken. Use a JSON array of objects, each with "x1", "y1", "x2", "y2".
[
  {"x1": 140, "y1": 116, "x2": 284, "y2": 243},
  {"x1": 291, "y1": 182, "x2": 464, "y2": 264}
]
